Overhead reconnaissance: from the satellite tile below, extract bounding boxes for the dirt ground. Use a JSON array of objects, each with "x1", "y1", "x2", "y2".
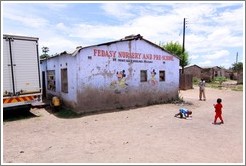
[{"x1": 2, "y1": 86, "x2": 244, "y2": 164}]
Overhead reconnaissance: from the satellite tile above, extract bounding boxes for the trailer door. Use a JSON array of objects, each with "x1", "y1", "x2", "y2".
[
  {"x1": 3, "y1": 38, "x2": 14, "y2": 96},
  {"x1": 11, "y1": 38, "x2": 41, "y2": 95}
]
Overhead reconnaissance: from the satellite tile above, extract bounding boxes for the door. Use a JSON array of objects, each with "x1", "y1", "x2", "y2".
[
  {"x1": 42, "y1": 71, "x2": 46, "y2": 98},
  {"x1": 3, "y1": 37, "x2": 14, "y2": 96}
]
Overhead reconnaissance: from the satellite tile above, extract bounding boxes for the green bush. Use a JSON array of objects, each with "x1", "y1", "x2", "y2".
[
  {"x1": 193, "y1": 77, "x2": 199, "y2": 85},
  {"x1": 213, "y1": 76, "x2": 227, "y2": 85}
]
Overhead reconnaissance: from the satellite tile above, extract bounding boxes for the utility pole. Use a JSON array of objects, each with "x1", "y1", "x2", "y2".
[
  {"x1": 236, "y1": 52, "x2": 238, "y2": 64},
  {"x1": 182, "y1": 18, "x2": 186, "y2": 54},
  {"x1": 182, "y1": 18, "x2": 187, "y2": 74}
]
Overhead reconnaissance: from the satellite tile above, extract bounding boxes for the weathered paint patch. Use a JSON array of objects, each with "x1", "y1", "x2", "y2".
[{"x1": 75, "y1": 86, "x2": 178, "y2": 114}]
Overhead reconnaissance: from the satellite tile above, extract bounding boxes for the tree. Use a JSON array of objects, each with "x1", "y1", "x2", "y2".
[
  {"x1": 42, "y1": 47, "x2": 49, "y2": 54},
  {"x1": 40, "y1": 46, "x2": 50, "y2": 59},
  {"x1": 231, "y1": 62, "x2": 243, "y2": 73},
  {"x1": 160, "y1": 41, "x2": 189, "y2": 73}
]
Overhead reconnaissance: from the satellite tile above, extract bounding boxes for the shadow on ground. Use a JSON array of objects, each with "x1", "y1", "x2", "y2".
[
  {"x1": 3, "y1": 108, "x2": 39, "y2": 122},
  {"x1": 44, "y1": 105, "x2": 123, "y2": 119},
  {"x1": 42, "y1": 97, "x2": 193, "y2": 119}
]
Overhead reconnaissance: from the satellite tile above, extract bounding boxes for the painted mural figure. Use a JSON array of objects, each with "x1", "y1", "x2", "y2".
[
  {"x1": 110, "y1": 70, "x2": 128, "y2": 93},
  {"x1": 149, "y1": 69, "x2": 158, "y2": 86}
]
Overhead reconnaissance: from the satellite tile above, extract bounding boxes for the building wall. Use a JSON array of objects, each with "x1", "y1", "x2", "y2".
[
  {"x1": 201, "y1": 67, "x2": 225, "y2": 82},
  {"x1": 224, "y1": 70, "x2": 233, "y2": 79},
  {"x1": 212, "y1": 67, "x2": 224, "y2": 77},
  {"x1": 41, "y1": 55, "x2": 78, "y2": 108},
  {"x1": 237, "y1": 72, "x2": 243, "y2": 84},
  {"x1": 75, "y1": 40, "x2": 179, "y2": 113},
  {"x1": 201, "y1": 68, "x2": 213, "y2": 81},
  {"x1": 41, "y1": 39, "x2": 180, "y2": 113}
]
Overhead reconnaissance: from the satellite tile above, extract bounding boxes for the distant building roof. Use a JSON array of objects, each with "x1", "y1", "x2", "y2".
[
  {"x1": 202, "y1": 66, "x2": 222, "y2": 69},
  {"x1": 184, "y1": 64, "x2": 202, "y2": 69}
]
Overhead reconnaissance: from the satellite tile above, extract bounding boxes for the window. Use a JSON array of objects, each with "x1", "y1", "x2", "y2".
[
  {"x1": 159, "y1": 70, "x2": 165, "y2": 81},
  {"x1": 47, "y1": 70, "x2": 56, "y2": 91},
  {"x1": 61, "y1": 68, "x2": 68, "y2": 93},
  {"x1": 140, "y1": 70, "x2": 147, "y2": 82}
]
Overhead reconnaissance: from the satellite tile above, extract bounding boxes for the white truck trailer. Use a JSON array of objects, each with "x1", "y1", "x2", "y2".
[{"x1": 3, "y1": 34, "x2": 42, "y2": 111}]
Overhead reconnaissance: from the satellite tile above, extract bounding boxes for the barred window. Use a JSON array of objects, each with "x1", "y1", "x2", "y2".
[
  {"x1": 140, "y1": 70, "x2": 148, "y2": 82},
  {"x1": 61, "y1": 68, "x2": 68, "y2": 93},
  {"x1": 159, "y1": 70, "x2": 165, "y2": 81},
  {"x1": 47, "y1": 70, "x2": 56, "y2": 91}
]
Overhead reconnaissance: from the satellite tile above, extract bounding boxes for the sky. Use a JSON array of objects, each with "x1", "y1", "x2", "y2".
[{"x1": 1, "y1": 1, "x2": 245, "y2": 69}]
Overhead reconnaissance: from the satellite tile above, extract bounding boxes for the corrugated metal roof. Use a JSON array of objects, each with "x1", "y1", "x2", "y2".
[{"x1": 47, "y1": 34, "x2": 180, "y2": 60}]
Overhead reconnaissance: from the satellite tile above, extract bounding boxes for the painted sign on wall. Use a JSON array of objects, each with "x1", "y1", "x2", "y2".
[{"x1": 93, "y1": 49, "x2": 174, "y2": 63}]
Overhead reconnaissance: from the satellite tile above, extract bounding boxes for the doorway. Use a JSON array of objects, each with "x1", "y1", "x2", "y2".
[{"x1": 42, "y1": 71, "x2": 46, "y2": 99}]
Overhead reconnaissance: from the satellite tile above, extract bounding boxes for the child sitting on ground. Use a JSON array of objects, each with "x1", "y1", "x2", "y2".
[{"x1": 174, "y1": 108, "x2": 192, "y2": 119}]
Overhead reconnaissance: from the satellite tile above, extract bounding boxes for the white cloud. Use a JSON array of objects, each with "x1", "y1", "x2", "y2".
[
  {"x1": 47, "y1": 2, "x2": 243, "y2": 61},
  {"x1": 101, "y1": 3, "x2": 135, "y2": 20},
  {"x1": 2, "y1": 3, "x2": 50, "y2": 28},
  {"x1": 3, "y1": 9, "x2": 49, "y2": 28},
  {"x1": 56, "y1": 22, "x2": 66, "y2": 29},
  {"x1": 186, "y1": 22, "x2": 243, "y2": 55},
  {"x1": 2, "y1": 2, "x2": 244, "y2": 69},
  {"x1": 207, "y1": 28, "x2": 230, "y2": 40},
  {"x1": 43, "y1": 3, "x2": 68, "y2": 11},
  {"x1": 197, "y1": 60, "x2": 212, "y2": 67},
  {"x1": 215, "y1": 6, "x2": 244, "y2": 30},
  {"x1": 55, "y1": 22, "x2": 70, "y2": 35},
  {"x1": 172, "y1": 3, "x2": 216, "y2": 19},
  {"x1": 40, "y1": 36, "x2": 80, "y2": 55},
  {"x1": 203, "y1": 50, "x2": 230, "y2": 60},
  {"x1": 189, "y1": 54, "x2": 199, "y2": 60}
]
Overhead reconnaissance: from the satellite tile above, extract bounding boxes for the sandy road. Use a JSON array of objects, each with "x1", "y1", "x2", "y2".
[{"x1": 2, "y1": 86, "x2": 244, "y2": 164}]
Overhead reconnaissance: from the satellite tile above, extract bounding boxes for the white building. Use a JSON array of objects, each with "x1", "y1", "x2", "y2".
[{"x1": 40, "y1": 34, "x2": 180, "y2": 113}]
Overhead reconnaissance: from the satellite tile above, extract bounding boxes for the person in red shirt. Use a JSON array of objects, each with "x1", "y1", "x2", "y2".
[{"x1": 213, "y1": 98, "x2": 224, "y2": 124}]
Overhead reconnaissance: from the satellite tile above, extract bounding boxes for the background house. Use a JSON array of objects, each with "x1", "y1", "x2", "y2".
[
  {"x1": 183, "y1": 64, "x2": 203, "y2": 78},
  {"x1": 184, "y1": 65, "x2": 229, "y2": 82},
  {"x1": 201, "y1": 66, "x2": 225, "y2": 82}
]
